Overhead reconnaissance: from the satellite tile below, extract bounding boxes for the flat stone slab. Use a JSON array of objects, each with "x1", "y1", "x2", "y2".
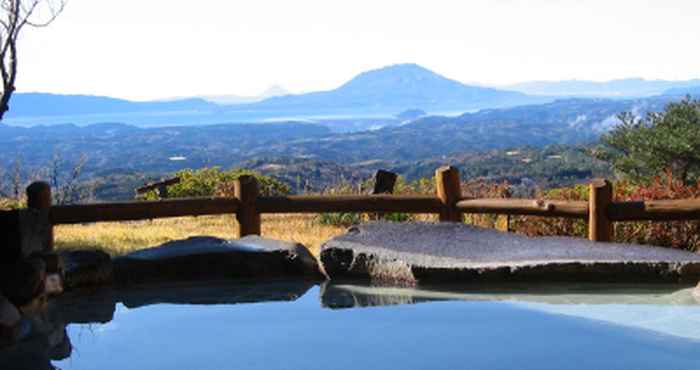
[
  {"x1": 320, "y1": 222, "x2": 700, "y2": 285},
  {"x1": 114, "y1": 236, "x2": 325, "y2": 284}
]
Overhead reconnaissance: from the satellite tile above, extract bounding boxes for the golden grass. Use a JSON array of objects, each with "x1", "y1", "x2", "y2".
[{"x1": 54, "y1": 214, "x2": 346, "y2": 257}]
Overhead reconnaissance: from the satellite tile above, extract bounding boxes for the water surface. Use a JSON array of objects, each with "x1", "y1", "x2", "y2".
[{"x1": 3, "y1": 282, "x2": 699, "y2": 370}]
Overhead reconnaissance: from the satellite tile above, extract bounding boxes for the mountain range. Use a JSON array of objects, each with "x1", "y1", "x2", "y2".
[
  {"x1": 3, "y1": 63, "x2": 699, "y2": 130},
  {"x1": 3, "y1": 64, "x2": 547, "y2": 127},
  {"x1": 504, "y1": 78, "x2": 700, "y2": 98}
]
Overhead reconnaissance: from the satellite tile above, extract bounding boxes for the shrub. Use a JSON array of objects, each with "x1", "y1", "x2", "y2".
[
  {"x1": 142, "y1": 167, "x2": 289, "y2": 199},
  {"x1": 313, "y1": 175, "x2": 434, "y2": 227},
  {"x1": 508, "y1": 173, "x2": 700, "y2": 252}
]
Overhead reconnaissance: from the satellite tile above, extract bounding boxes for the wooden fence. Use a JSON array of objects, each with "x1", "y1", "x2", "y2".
[{"x1": 19, "y1": 166, "x2": 700, "y2": 250}]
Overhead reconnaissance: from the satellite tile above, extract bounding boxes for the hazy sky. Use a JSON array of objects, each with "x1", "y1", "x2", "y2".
[{"x1": 17, "y1": 0, "x2": 700, "y2": 100}]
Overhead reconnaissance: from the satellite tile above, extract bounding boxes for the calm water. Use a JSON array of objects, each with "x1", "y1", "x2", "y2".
[{"x1": 3, "y1": 282, "x2": 700, "y2": 370}]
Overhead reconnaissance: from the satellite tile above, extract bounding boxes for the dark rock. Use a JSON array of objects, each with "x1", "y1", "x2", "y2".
[
  {"x1": 113, "y1": 236, "x2": 325, "y2": 285},
  {"x1": 320, "y1": 222, "x2": 700, "y2": 285},
  {"x1": 0, "y1": 295, "x2": 19, "y2": 328},
  {"x1": 60, "y1": 250, "x2": 113, "y2": 289},
  {"x1": 49, "y1": 290, "x2": 116, "y2": 325},
  {"x1": 0, "y1": 258, "x2": 46, "y2": 307},
  {"x1": 117, "y1": 280, "x2": 315, "y2": 309},
  {"x1": 0, "y1": 294, "x2": 20, "y2": 349},
  {"x1": 38, "y1": 253, "x2": 64, "y2": 276},
  {"x1": 0, "y1": 310, "x2": 71, "y2": 369}
]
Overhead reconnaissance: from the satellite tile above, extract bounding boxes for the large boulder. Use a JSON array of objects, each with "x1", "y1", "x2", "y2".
[
  {"x1": 60, "y1": 250, "x2": 113, "y2": 289},
  {"x1": 0, "y1": 258, "x2": 46, "y2": 309},
  {"x1": 0, "y1": 294, "x2": 20, "y2": 348},
  {"x1": 321, "y1": 222, "x2": 700, "y2": 285},
  {"x1": 113, "y1": 236, "x2": 326, "y2": 285},
  {"x1": 0, "y1": 295, "x2": 19, "y2": 328}
]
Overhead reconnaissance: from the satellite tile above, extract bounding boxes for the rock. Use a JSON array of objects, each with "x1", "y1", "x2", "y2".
[
  {"x1": 113, "y1": 236, "x2": 326, "y2": 285},
  {"x1": 60, "y1": 250, "x2": 113, "y2": 289},
  {"x1": 43, "y1": 274, "x2": 63, "y2": 296},
  {"x1": 117, "y1": 280, "x2": 315, "y2": 309},
  {"x1": 694, "y1": 282, "x2": 700, "y2": 302},
  {"x1": 38, "y1": 253, "x2": 64, "y2": 276},
  {"x1": 0, "y1": 295, "x2": 20, "y2": 348},
  {"x1": 0, "y1": 295, "x2": 20, "y2": 328},
  {"x1": 320, "y1": 222, "x2": 700, "y2": 285},
  {"x1": 0, "y1": 258, "x2": 46, "y2": 308}
]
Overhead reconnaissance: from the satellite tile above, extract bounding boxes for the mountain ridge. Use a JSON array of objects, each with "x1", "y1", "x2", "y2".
[
  {"x1": 235, "y1": 63, "x2": 543, "y2": 113},
  {"x1": 505, "y1": 78, "x2": 700, "y2": 97}
]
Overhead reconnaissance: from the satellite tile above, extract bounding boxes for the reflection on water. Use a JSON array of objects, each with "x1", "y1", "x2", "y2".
[{"x1": 1, "y1": 282, "x2": 699, "y2": 370}]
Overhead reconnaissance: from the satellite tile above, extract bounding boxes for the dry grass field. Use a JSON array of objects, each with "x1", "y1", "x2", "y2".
[{"x1": 54, "y1": 214, "x2": 347, "y2": 257}]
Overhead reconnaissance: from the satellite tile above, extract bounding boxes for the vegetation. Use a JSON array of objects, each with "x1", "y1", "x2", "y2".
[
  {"x1": 141, "y1": 167, "x2": 290, "y2": 199},
  {"x1": 509, "y1": 175, "x2": 700, "y2": 252},
  {"x1": 598, "y1": 97, "x2": 700, "y2": 184},
  {"x1": 55, "y1": 214, "x2": 345, "y2": 256}
]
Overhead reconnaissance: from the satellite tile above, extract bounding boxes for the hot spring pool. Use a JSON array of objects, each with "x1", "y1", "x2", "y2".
[{"x1": 3, "y1": 282, "x2": 700, "y2": 370}]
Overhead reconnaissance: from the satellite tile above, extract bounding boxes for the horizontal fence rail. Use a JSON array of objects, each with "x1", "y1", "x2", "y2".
[
  {"x1": 609, "y1": 199, "x2": 700, "y2": 222},
  {"x1": 257, "y1": 195, "x2": 444, "y2": 214},
  {"x1": 16, "y1": 166, "x2": 700, "y2": 248},
  {"x1": 51, "y1": 197, "x2": 240, "y2": 224},
  {"x1": 456, "y1": 199, "x2": 589, "y2": 219}
]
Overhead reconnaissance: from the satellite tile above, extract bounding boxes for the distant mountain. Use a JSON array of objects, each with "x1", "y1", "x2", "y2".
[
  {"x1": 505, "y1": 78, "x2": 700, "y2": 98},
  {"x1": 2, "y1": 65, "x2": 548, "y2": 127},
  {"x1": 235, "y1": 64, "x2": 546, "y2": 114},
  {"x1": 4, "y1": 93, "x2": 220, "y2": 118},
  {"x1": 200, "y1": 85, "x2": 290, "y2": 105},
  {"x1": 662, "y1": 85, "x2": 700, "y2": 97}
]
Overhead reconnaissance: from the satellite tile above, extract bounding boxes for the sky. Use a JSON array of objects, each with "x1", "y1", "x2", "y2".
[{"x1": 16, "y1": 0, "x2": 700, "y2": 101}]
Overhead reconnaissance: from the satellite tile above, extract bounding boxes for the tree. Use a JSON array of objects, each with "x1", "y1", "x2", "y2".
[
  {"x1": 597, "y1": 97, "x2": 700, "y2": 185},
  {"x1": 0, "y1": 0, "x2": 65, "y2": 120},
  {"x1": 141, "y1": 167, "x2": 290, "y2": 200}
]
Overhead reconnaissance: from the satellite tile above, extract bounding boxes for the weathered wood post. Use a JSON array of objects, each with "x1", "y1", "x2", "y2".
[
  {"x1": 372, "y1": 170, "x2": 398, "y2": 195},
  {"x1": 26, "y1": 181, "x2": 53, "y2": 250},
  {"x1": 234, "y1": 175, "x2": 261, "y2": 237},
  {"x1": 588, "y1": 178, "x2": 613, "y2": 242},
  {"x1": 371, "y1": 170, "x2": 398, "y2": 220},
  {"x1": 435, "y1": 166, "x2": 463, "y2": 222},
  {"x1": 157, "y1": 184, "x2": 169, "y2": 199}
]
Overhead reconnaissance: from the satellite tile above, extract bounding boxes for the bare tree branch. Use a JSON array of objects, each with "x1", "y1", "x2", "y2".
[{"x1": 0, "y1": 0, "x2": 65, "y2": 120}]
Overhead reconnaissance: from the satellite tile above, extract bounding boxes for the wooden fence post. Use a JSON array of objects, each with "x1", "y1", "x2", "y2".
[
  {"x1": 234, "y1": 175, "x2": 261, "y2": 237},
  {"x1": 436, "y1": 166, "x2": 463, "y2": 222},
  {"x1": 373, "y1": 170, "x2": 398, "y2": 195},
  {"x1": 495, "y1": 188, "x2": 512, "y2": 232},
  {"x1": 589, "y1": 178, "x2": 613, "y2": 242},
  {"x1": 371, "y1": 170, "x2": 398, "y2": 220},
  {"x1": 26, "y1": 181, "x2": 53, "y2": 250}
]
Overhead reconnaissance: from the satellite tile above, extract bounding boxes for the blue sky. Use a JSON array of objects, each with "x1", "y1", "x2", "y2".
[{"x1": 17, "y1": 0, "x2": 700, "y2": 100}]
